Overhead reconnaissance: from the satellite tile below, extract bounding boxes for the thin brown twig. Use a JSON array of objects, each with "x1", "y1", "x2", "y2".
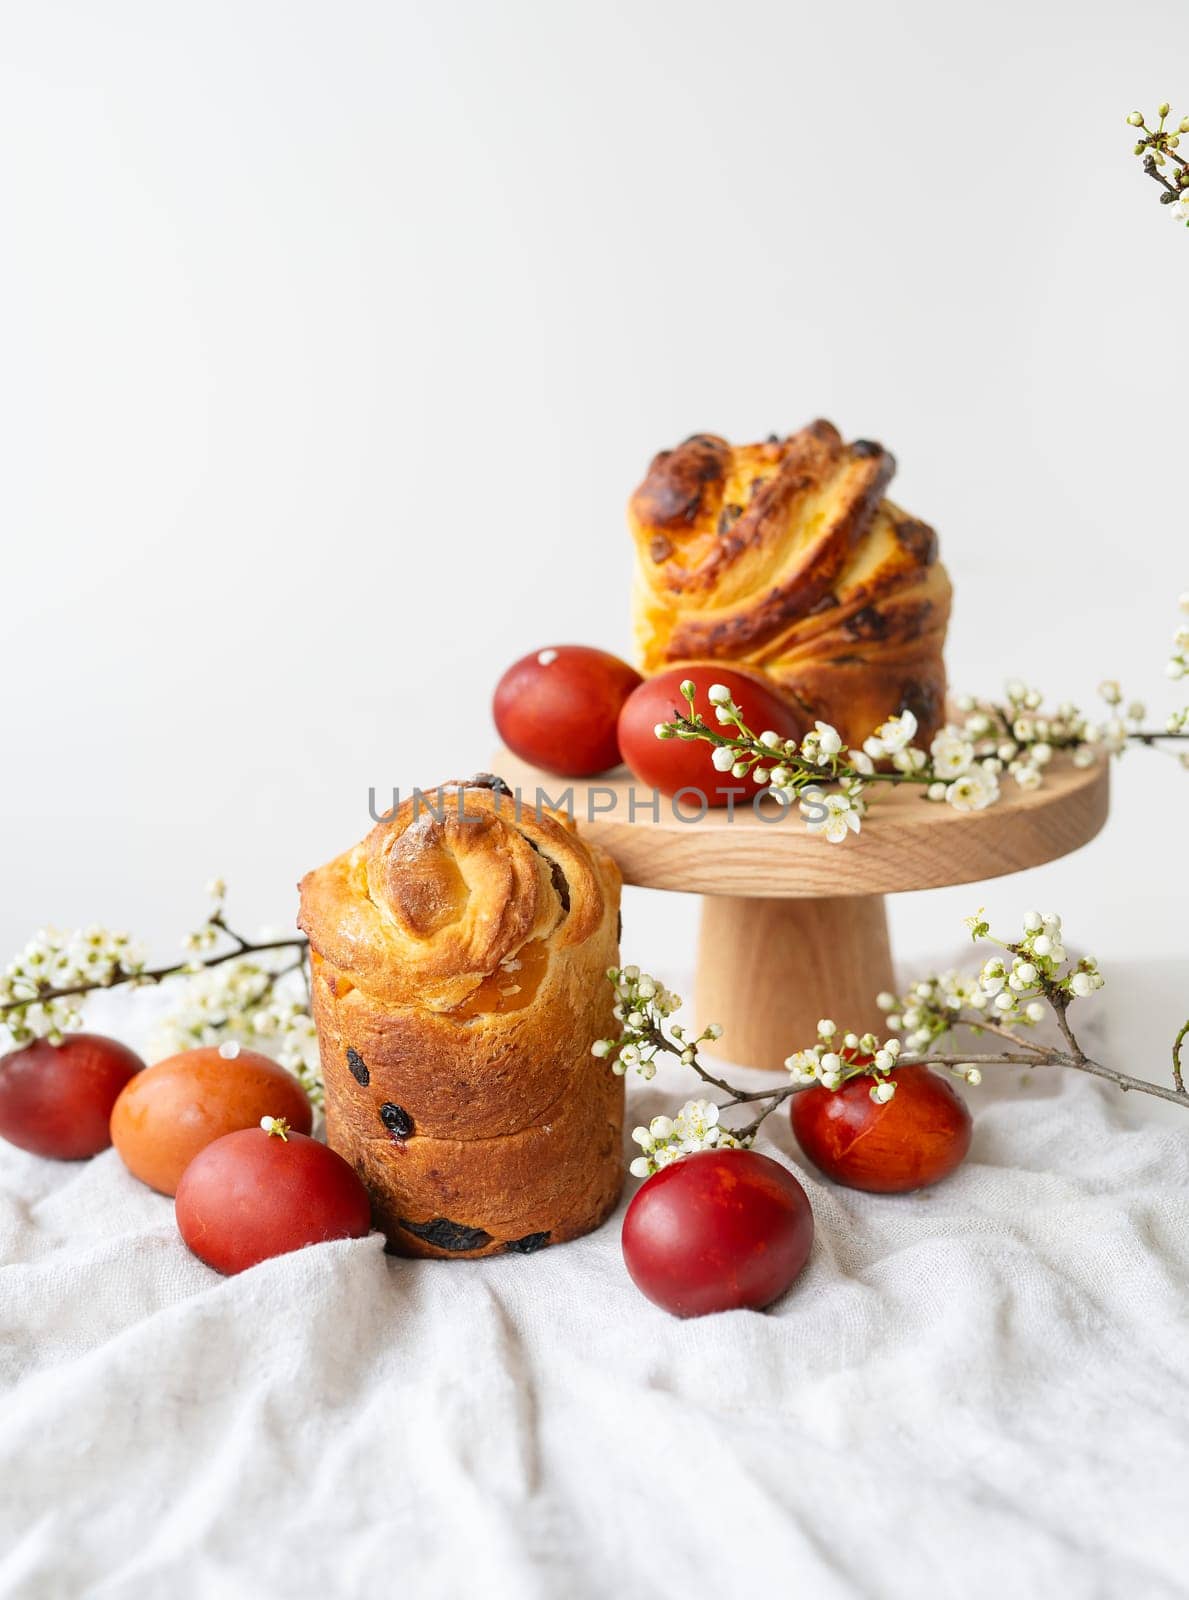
[
  {"x1": 957, "y1": 1015, "x2": 1051, "y2": 1055},
  {"x1": 631, "y1": 989, "x2": 1189, "y2": 1148},
  {"x1": 0, "y1": 930, "x2": 309, "y2": 1018}
]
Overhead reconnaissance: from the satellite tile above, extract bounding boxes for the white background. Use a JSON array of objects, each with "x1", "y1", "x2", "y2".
[{"x1": 1, "y1": 1, "x2": 1185, "y2": 1039}]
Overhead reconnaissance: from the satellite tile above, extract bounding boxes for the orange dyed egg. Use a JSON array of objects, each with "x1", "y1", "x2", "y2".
[{"x1": 110, "y1": 1046, "x2": 313, "y2": 1195}]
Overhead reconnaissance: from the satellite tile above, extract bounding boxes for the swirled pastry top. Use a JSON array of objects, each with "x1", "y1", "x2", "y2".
[
  {"x1": 629, "y1": 420, "x2": 947, "y2": 666},
  {"x1": 298, "y1": 782, "x2": 615, "y2": 1012}
]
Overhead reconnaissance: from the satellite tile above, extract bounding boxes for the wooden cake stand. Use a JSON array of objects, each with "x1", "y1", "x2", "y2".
[{"x1": 491, "y1": 749, "x2": 1110, "y2": 1071}]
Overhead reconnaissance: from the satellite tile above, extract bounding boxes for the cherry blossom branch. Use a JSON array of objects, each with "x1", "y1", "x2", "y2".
[
  {"x1": 1127, "y1": 104, "x2": 1189, "y2": 220},
  {"x1": 0, "y1": 933, "x2": 308, "y2": 1018},
  {"x1": 594, "y1": 911, "x2": 1189, "y2": 1174},
  {"x1": 0, "y1": 884, "x2": 309, "y2": 1050}
]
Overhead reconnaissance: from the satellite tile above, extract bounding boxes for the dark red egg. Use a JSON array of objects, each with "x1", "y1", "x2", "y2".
[
  {"x1": 617, "y1": 665, "x2": 806, "y2": 807},
  {"x1": 621, "y1": 1148, "x2": 814, "y2": 1317},
  {"x1": 175, "y1": 1122, "x2": 372, "y2": 1275},
  {"x1": 493, "y1": 645, "x2": 643, "y2": 776},
  {"x1": 0, "y1": 1033, "x2": 144, "y2": 1160},
  {"x1": 791, "y1": 1064, "x2": 972, "y2": 1194}
]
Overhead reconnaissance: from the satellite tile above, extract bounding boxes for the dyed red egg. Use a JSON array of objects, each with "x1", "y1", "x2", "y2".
[
  {"x1": 791, "y1": 1064, "x2": 972, "y2": 1193},
  {"x1": 493, "y1": 644, "x2": 643, "y2": 776},
  {"x1": 0, "y1": 1033, "x2": 144, "y2": 1160},
  {"x1": 617, "y1": 665, "x2": 806, "y2": 807},
  {"x1": 176, "y1": 1122, "x2": 372, "y2": 1275},
  {"x1": 621, "y1": 1148, "x2": 814, "y2": 1317}
]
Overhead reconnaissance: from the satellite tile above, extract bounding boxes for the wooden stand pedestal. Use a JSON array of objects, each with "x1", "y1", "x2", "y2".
[{"x1": 696, "y1": 893, "x2": 894, "y2": 1071}]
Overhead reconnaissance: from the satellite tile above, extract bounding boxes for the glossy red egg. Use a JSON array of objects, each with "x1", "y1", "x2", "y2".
[
  {"x1": 493, "y1": 645, "x2": 643, "y2": 776},
  {"x1": 791, "y1": 1064, "x2": 972, "y2": 1193},
  {"x1": 175, "y1": 1124, "x2": 372, "y2": 1275},
  {"x1": 621, "y1": 1148, "x2": 814, "y2": 1317},
  {"x1": 0, "y1": 1033, "x2": 144, "y2": 1160},
  {"x1": 617, "y1": 665, "x2": 806, "y2": 807}
]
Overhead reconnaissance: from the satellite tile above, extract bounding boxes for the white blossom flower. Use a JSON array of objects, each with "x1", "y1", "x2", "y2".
[
  {"x1": 707, "y1": 684, "x2": 733, "y2": 705},
  {"x1": 628, "y1": 1098, "x2": 747, "y2": 1176},
  {"x1": 930, "y1": 728, "x2": 975, "y2": 779},
  {"x1": 801, "y1": 788, "x2": 862, "y2": 843},
  {"x1": 945, "y1": 766, "x2": 1000, "y2": 812},
  {"x1": 863, "y1": 709, "x2": 918, "y2": 760},
  {"x1": 711, "y1": 746, "x2": 736, "y2": 772},
  {"x1": 785, "y1": 1048, "x2": 821, "y2": 1084},
  {"x1": 1010, "y1": 761, "x2": 1043, "y2": 791}
]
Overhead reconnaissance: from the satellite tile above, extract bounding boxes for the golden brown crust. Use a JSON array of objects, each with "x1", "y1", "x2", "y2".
[
  {"x1": 298, "y1": 780, "x2": 624, "y2": 1258},
  {"x1": 629, "y1": 422, "x2": 951, "y2": 748}
]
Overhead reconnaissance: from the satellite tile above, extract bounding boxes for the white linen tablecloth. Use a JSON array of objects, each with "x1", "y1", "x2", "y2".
[{"x1": 2, "y1": 967, "x2": 1189, "y2": 1600}]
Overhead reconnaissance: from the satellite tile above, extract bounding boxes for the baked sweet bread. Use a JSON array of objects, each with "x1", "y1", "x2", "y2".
[
  {"x1": 298, "y1": 777, "x2": 624, "y2": 1258},
  {"x1": 628, "y1": 421, "x2": 952, "y2": 749}
]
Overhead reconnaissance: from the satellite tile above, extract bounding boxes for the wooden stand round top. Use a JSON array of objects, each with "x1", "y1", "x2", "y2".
[
  {"x1": 490, "y1": 748, "x2": 1110, "y2": 898},
  {"x1": 490, "y1": 747, "x2": 1110, "y2": 1070}
]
